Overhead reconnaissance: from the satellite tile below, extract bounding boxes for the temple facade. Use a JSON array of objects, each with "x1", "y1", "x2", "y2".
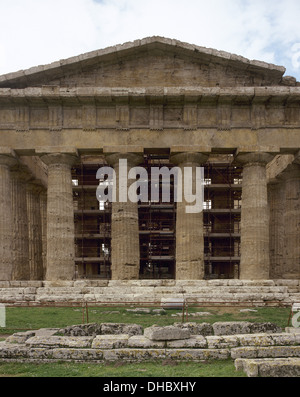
[{"x1": 0, "y1": 37, "x2": 299, "y2": 282}]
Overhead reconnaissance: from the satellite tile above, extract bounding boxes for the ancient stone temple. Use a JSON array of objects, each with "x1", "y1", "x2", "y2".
[{"x1": 0, "y1": 36, "x2": 299, "y2": 283}]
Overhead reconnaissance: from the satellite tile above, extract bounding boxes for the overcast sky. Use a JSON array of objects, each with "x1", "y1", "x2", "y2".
[{"x1": 1, "y1": 0, "x2": 300, "y2": 80}]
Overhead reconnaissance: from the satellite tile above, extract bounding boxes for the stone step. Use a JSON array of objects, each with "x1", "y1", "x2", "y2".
[
  {"x1": 29, "y1": 285, "x2": 289, "y2": 295},
  {"x1": 1, "y1": 340, "x2": 299, "y2": 364},
  {"x1": 1, "y1": 322, "x2": 300, "y2": 364},
  {"x1": 231, "y1": 345, "x2": 300, "y2": 359},
  {"x1": 235, "y1": 357, "x2": 300, "y2": 377},
  {"x1": 4, "y1": 330, "x2": 300, "y2": 350},
  {"x1": 0, "y1": 279, "x2": 298, "y2": 288},
  {"x1": 0, "y1": 279, "x2": 296, "y2": 306}
]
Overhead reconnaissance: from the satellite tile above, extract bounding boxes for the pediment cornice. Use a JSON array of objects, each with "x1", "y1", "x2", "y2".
[{"x1": 0, "y1": 37, "x2": 288, "y2": 89}]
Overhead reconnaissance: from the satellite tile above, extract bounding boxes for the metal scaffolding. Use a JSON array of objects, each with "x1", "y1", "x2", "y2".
[
  {"x1": 72, "y1": 161, "x2": 111, "y2": 279},
  {"x1": 138, "y1": 152, "x2": 176, "y2": 279},
  {"x1": 204, "y1": 159, "x2": 242, "y2": 279},
  {"x1": 71, "y1": 154, "x2": 243, "y2": 280}
]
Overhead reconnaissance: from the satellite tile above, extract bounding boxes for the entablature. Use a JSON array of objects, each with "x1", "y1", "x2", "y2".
[{"x1": 0, "y1": 86, "x2": 300, "y2": 133}]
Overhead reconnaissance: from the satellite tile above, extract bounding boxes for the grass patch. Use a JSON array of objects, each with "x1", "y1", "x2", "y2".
[
  {"x1": 0, "y1": 359, "x2": 246, "y2": 378},
  {"x1": 0, "y1": 305, "x2": 291, "y2": 378},
  {"x1": 0, "y1": 305, "x2": 291, "y2": 335}
]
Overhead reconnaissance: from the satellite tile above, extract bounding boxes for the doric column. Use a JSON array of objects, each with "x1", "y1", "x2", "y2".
[
  {"x1": 40, "y1": 153, "x2": 78, "y2": 281},
  {"x1": 106, "y1": 153, "x2": 143, "y2": 280},
  {"x1": 26, "y1": 181, "x2": 44, "y2": 280},
  {"x1": 236, "y1": 152, "x2": 274, "y2": 280},
  {"x1": 0, "y1": 153, "x2": 17, "y2": 280},
  {"x1": 10, "y1": 166, "x2": 31, "y2": 280},
  {"x1": 170, "y1": 152, "x2": 208, "y2": 280},
  {"x1": 281, "y1": 163, "x2": 300, "y2": 278},
  {"x1": 268, "y1": 178, "x2": 285, "y2": 279},
  {"x1": 40, "y1": 189, "x2": 47, "y2": 279}
]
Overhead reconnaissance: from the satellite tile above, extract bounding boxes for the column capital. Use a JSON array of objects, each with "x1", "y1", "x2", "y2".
[
  {"x1": 280, "y1": 163, "x2": 300, "y2": 180},
  {"x1": 105, "y1": 152, "x2": 144, "y2": 168},
  {"x1": 40, "y1": 153, "x2": 78, "y2": 167},
  {"x1": 0, "y1": 153, "x2": 18, "y2": 168},
  {"x1": 10, "y1": 164, "x2": 33, "y2": 183},
  {"x1": 170, "y1": 152, "x2": 209, "y2": 166},
  {"x1": 26, "y1": 179, "x2": 45, "y2": 195},
  {"x1": 293, "y1": 149, "x2": 300, "y2": 165},
  {"x1": 268, "y1": 176, "x2": 281, "y2": 186},
  {"x1": 235, "y1": 152, "x2": 275, "y2": 166}
]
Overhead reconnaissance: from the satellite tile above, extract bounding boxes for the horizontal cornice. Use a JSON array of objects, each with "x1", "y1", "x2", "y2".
[{"x1": 0, "y1": 86, "x2": 300, "y2": 105}]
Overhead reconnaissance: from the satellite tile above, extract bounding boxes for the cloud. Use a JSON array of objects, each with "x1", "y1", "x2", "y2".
[
  {"x1": 291, "y1": 44, "x2": 300, "y2": 70},
  {"x1": 0, "y1": 0, "x2": 99, "y2": 72},
  {"x1": 0, "y1": 0, "x2": 299, "y2": 79}
]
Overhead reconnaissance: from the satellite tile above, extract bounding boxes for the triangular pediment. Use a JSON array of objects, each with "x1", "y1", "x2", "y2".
[{"x1": 0, "y1": 37, "x2": 287, "y2": 89}]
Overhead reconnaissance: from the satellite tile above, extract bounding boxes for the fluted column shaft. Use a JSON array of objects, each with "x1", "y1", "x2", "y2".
[
  {"x1": 26, "y1": 182, "x2": 44, "y2": 280},
  {"x1": 106, "y1": 153, "x2": 143, "y2": 280},
  {"x1": 11, "y1": 167, "x2": 30, "y2": 280},
  {"x1": 171, "y1": 152, "x2": 208, "y2": 280},
  {"x1": 40, "y1": 190, "x2": 47, "y2": 279},
  {"x1": 268, "y1": 179, "x2": 285, "y2": 279},
  {"x1": 237, "y1": 153, "x2": 274, "y2": 280},
  {"x1": 281, "y1": 164, "x2": 300, "y2": 278},
  {"x1": 41, "y1": 153, "x2": 78, "y2": 281},
  {"x1": 0, "y1": 155, "x2": 16, "y2": 280}
]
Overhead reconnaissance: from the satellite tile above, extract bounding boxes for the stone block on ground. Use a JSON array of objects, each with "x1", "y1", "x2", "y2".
[
  {"x1": 174, "y1": 322, "x2": 214, "y2": 336},
  {"x1": 165, "y1": 348, "x2": 230, "y2": 361},
  {"x1": 249, "y1": 322, "x2": 282, "y2": 334},
  {"x1": 144, "y1": 325, "x2": 190, "y2": 341},
  {"x1": 102, "y1": 348, "x2": 166, "y2": 362},
  {"x1": 206, "y1": 335, "x2": 240, "y2": 349},
  {"x1": 100, "y1": 323, "x2": 143, "y2": 336},
  {"x1": 52, "y1": 348, "x2": 104, "y2": 362},
  {"x1": 25, "y1": 335, "x2": 94, "y2": 348},
  {"x1": 235, "y1": 358, "x2": 300, "y2": 377},
  {"x1": 166, "y1": 336, "x2": 207, "y2": 348},
  {"x1": 213, "y1": 322, "x2": 252, "y2": 335},
  {"x1": 91, "y1": 335, "x2": 129, "y2": 349},
  {"x1": 128, "y1": 336, "x2": 165, "y2": 348},
  {"x1": 56, "y1": 323, "x2": 102, "y2": 336},
  {"x1": 56, "y1": 322, "x2": 143, "y2": 336},
  {"x1": 5, "y1": 331, "x2": 36, "y2": 344},
  {"x1": 231, "y1": 345, "x2": 300, "y2": 359},
  {"x1": 285, "y1": 327, "x2": 300, "y2": 334}
]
